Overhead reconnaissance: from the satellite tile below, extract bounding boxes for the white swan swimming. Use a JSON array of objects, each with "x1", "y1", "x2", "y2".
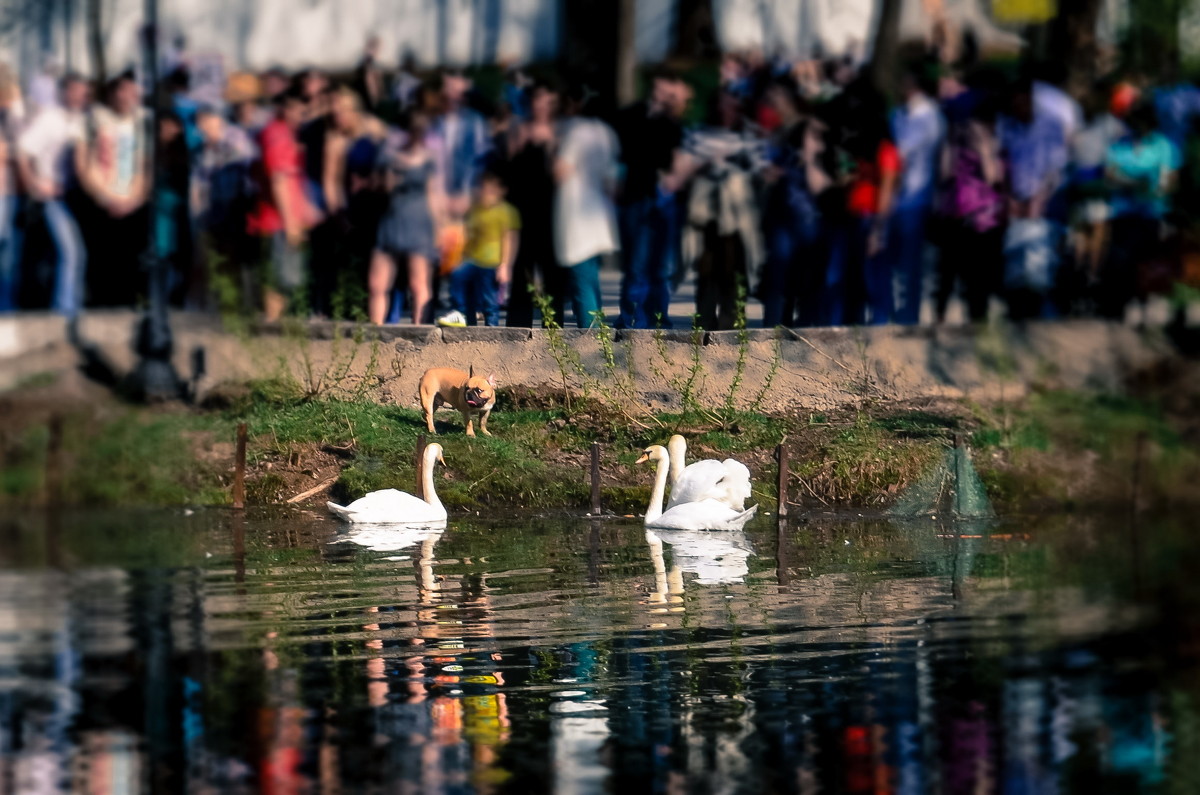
[
  {"x1": 327, "y1": 443, "x2": 448, "y2": 525},
  {"x1": 637, "y1": 445, "x2": 757, "y2": 531},
  {"x1": 666, "y1": 435, "x2": 752, "y2": 510}
]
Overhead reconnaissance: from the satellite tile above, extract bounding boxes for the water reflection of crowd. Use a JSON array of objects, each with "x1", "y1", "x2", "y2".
[
  {"x1": 0, "y1": 518, "x2": 1191, "y2": 792},
  {"x1": 5, "y1": 39, "x2": 1200, "y2": 329}
]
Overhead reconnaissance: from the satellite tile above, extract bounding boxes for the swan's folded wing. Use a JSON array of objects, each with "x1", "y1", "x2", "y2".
[
  {"x1": 338, "y1": 489, "x2": 398, "y2": 512},
  {"x1": 650, "y1": 500, "x2": 758, "y2": 531},
  {"x1": 667, "y1": 460, "x2": 730, "y2": 509},
  {"x1": 718, "y1": 459, "x2": 753, "y2": 510}
]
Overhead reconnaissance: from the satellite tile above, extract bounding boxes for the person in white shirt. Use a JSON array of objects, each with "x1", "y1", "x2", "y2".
[
  {"x1": 27, "y1": 56, "x2": 60, "y2": 113},
  {"x1": 554, "y1": 83, "x2": 620, "y2": 328},
  {"x1": 15, "y1": 74, "x2": 90, "y2": 315},
  {"x1": 77, "y1": 71, "x2": 149, "y2": 307}
]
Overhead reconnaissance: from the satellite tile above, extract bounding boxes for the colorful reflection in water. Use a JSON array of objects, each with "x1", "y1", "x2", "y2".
[{"x1": 0, "y1": 510, "x2": 1196, "y2": 793}]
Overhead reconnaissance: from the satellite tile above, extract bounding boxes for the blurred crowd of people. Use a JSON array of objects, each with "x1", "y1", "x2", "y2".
[{"x1": 2, "y1": 34, "x2": 1200, "y2": 329}]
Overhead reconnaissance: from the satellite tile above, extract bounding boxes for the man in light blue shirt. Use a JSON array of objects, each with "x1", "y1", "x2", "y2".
[
  {"x1": 430, "y1": 70, "x2": 491, "y2": 218},
  {"x1": 998, "y1": 79, "x2": 1069, "y2": 217}
]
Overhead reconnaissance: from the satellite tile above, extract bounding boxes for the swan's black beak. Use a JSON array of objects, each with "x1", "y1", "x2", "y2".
[
  {"x1": 635, "y1": 453, "x2": 649, "y2": 464},
  {"x1": 437, "y1": 453, "x2": 446, "y2": 466}
]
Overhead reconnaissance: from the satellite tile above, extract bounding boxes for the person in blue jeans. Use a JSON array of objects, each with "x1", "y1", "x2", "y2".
[
  {"x1": 0, "y1": 190, "x2": 21, "y2": 312},
  {"x1": 889, "y1": 67, "x2": 944, "y2": 324},
  {"x1": 14, "y1": 74, "x2": 91, "y2": 315},
  {"x1": 614, "y1": 70, "x2": 689, "y2": 329},
  {"x1": 823, "y1": 107, "x2": 901, "y2": 326},
  {"x1": 439, "y1": 171, "x2": 520, "y2": 327},
  {"x1": 759, "y1": 81, "x2": 830, "y2": 327},
  {"x1": 618, "y1": 195, "x2": 678, "y2": 328}
]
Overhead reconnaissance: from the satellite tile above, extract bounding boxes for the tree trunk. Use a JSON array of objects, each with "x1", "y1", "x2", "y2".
[
  {"x1": 868, "y1": 0, "x2": 903, "y2": 99},
  {"x1": 616, "y1": 0, "x2": 638, "y2": 107},
  {"x1": 1051, "y1": 0, "x2": 1104, "y2": 98},
  {"x1": 673, "y1": 0, "x2": 717, "y2": 59},
  {"x1": 86, "y1": 0, "x2": 105, "y2": 84},
  {"x1": 1127, "y1": 0, "x2": 1184, "y2": 79}
]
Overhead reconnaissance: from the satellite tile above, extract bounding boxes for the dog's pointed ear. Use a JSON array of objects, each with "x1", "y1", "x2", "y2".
[{"x1": 487, "y1": 373, "x2": 498, "y2": 387}]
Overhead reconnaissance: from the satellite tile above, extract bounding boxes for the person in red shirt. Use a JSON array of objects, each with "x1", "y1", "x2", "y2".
[
  {"x1": 824, "y1": 108, "x2": 901, "y2": 325},
  {"x1": 247, "y1": 86, "x2": 318, "y2": 321}
]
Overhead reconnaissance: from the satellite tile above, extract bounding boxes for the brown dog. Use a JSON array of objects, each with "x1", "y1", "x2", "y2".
[{"x1": 418, "y1": 366, "x2": 497, "y2": 437}]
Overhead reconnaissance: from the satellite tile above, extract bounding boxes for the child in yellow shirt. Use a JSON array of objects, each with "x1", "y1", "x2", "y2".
[{"x1": 437, "y1": 171, "x2": 521, "y2": 326}]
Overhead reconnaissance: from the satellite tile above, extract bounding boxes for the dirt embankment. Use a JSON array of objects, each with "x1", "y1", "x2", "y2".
[
  {"x1": 1, "y1": 312, "x2": 1180, "y2": 414},
  {"x1": 3, "y1": 314, "x2": 1197, "y2": 515}
]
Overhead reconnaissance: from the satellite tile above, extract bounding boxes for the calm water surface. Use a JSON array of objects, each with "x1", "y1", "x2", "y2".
[{"x1": 0, "y1": 509, "x2": 1197, "y2": 794}]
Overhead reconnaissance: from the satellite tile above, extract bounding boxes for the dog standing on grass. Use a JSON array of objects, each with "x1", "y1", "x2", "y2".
[{"x1": 418, "y1": 366, "x2": 497, "y2": 437}]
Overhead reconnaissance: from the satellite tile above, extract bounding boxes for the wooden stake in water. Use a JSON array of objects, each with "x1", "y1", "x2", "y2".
[
  {"x1": 775, "y1": 443, "x2": 789, "y2": 517},
  {"x1": 232, "y1": 422, "x2": 247, "y2": 510},
  {"x1": 776, "y1": 512, "x2": 790, "y2": 588},
  {"x1": 415, "y1": 434, "x2": 427, "y2": 500},
  {"x1": 590, "y1": 442, "x2": 602, "y2": 515}
]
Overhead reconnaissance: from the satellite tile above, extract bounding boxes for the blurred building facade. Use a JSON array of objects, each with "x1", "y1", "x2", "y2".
[{"x1": 0, "y1": 0, "x2": 1137, "y2": 83}]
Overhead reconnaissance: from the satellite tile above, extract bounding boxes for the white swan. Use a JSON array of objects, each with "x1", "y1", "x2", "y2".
[
  {"x1": 637, "y1": 445, "x2": 757, "y2": 531},
  {"x1": 327, "y1": 443, "x2": 448, "y2": 525},
  {"x1": 666, "y1": 434, "x2": 752, "y2": 510}
]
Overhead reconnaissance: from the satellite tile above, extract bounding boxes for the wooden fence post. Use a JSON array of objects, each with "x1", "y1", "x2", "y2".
[
  {"x1": 232, "y1": 422, "x2": 247, "y2": 510},
  {"x1": 590, "y1": 442, "x2": 602, "y2": 515},
  {"x1": 776, "y1": 442, "x2": 789, "y2": 517}
]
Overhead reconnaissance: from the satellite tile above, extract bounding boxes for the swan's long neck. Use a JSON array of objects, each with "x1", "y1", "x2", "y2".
[
  {"x1": 422, "y1": 450, "x2": 444, "y2": 513},
  {"x1": 668, "y1": 438, "x2": 686, "y2": 488},
  {"x1": 646, "y1": 452, "x2": 670, "y2": 523}
]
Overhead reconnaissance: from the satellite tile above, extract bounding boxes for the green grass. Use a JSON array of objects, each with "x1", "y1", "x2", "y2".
[
  {"x1": 969, "y1": 390, "x2": 1200, "y2": 510},
  {"x1": 68, "y1": 413, "x2": 233, "y2": 506},
  {"x1": 790, "y1": 414, "x2": 944, "y2": 505},
  {"x1": 3, "y1": 383, "x2": 1195, "y2": 513},
  {"x1": 971, "y1": 391, "x2": 1180, "y2": 456}
]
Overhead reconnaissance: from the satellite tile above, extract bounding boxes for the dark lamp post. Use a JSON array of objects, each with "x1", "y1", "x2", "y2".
[{"x1": 125, "y1": 0, "x2": 183, "y2": 402}]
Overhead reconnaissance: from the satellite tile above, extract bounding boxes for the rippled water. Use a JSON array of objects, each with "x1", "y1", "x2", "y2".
[{"x1": 0, "y1": 509, "x2": 1197, "y2": 794}]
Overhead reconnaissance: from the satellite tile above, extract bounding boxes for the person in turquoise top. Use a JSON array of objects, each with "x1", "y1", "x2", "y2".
[
  {"x1": 1100, "y1": 102, "x2": 1179, "y2": 318},
  {"x1": 1107, "y1": 104, "x2": 1180, "y2": 220}
]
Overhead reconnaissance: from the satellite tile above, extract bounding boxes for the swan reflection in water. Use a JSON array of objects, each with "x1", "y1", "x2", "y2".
[
  {"x1": 331, "y1": 523, "x2": 445, "y2": 553},
  {"x1": 327, "y1": 523, "x2": 511, "y2": 791},
  {"x1": 644, "y1": 529, "x2": 754, "y2": 613}
]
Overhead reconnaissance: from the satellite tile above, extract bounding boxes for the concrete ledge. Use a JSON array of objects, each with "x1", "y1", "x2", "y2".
[
  {"x1": 380, "y1": 326, "x2": 440, "y2": 344},
  {"x1": 1, "y1": 308, "x2": 1189, "y2": 413},
  {"x1": 705, "y1": 329, "x2": 783, "y2": 345},
  {"x1": 439, "y1": 326, "x2": 532, "y2": 343},
  {"x1": 614, "y1": 328, "x2": 701, "y2": 343},
  {"x1": 0, "y1": 313, "x2": 67, "y2": 360},
  {"x1": 528, "y1": 328, "x2": 599, "y2": 343}
]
